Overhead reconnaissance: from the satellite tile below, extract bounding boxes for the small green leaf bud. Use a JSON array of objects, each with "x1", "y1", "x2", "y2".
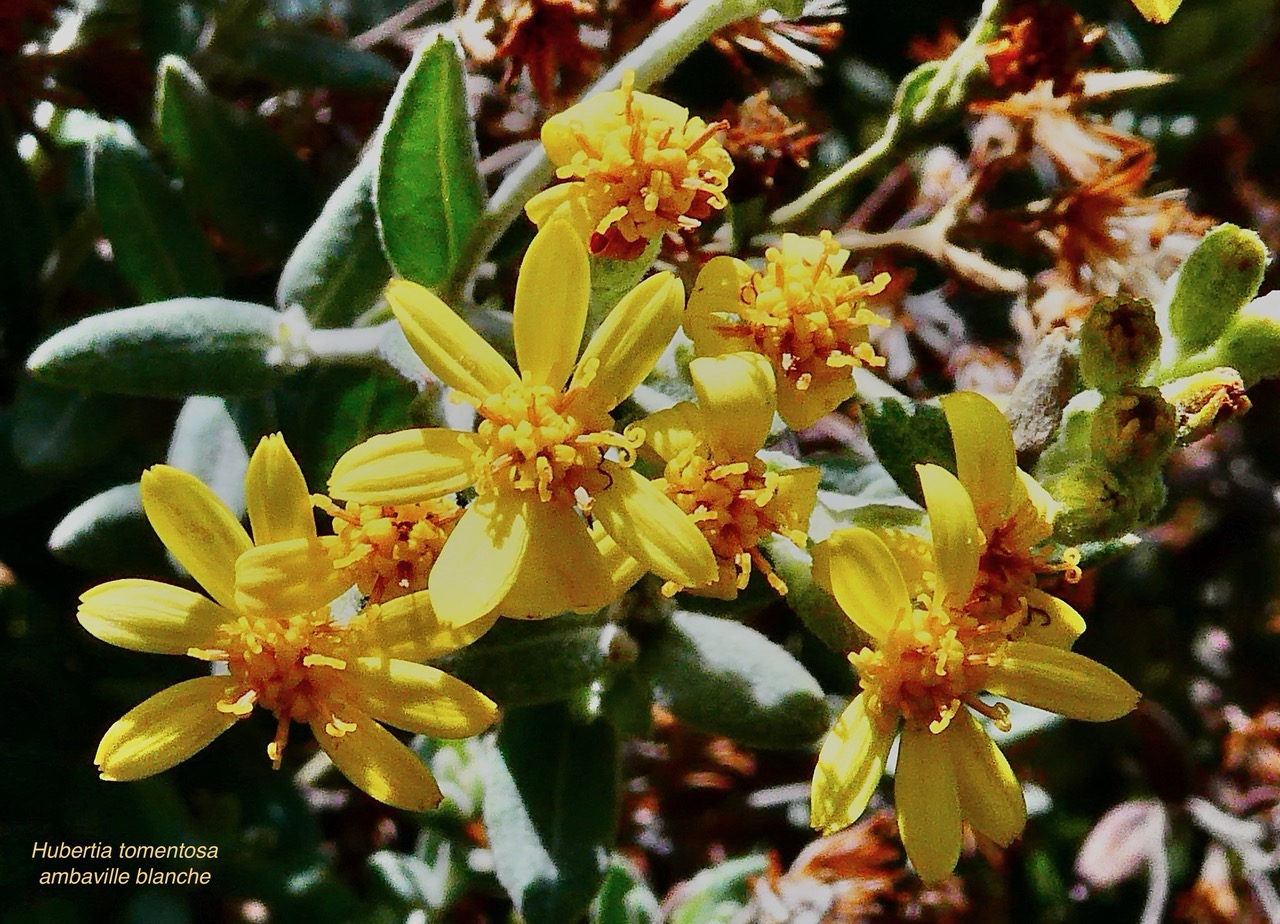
[
  {"x1": 1079, "y1": 295, "x2": 1161, "y2": 392},
  {"x1": 1168, "y1": 223, "x2": 1267, "y2": 357},
  {"x1": 1159, "y1": 367, "x2": 1251, "y2": 444},
  {"x1": 1090, "y1": 389, "x2": 1177, "y2": 474}
]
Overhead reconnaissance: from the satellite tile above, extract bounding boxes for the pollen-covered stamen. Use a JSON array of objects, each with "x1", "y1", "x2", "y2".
[
  {"x1": 201, "y1": 612, "x2": 352, "y2": 769},
  {"x1": 967, "y1": 504, "x2": 1083, "y2": 629},
  {"x1": 656, "y1": 449, "x2": 799, "y2": 596},
  {"x1": 717, "y1": 231, "x2": 891, "y2": 391},
  {"x1": 853, "y1": 599, "x2": 1009, "y2": 734},
  {"x1": 315, "y1": 495, "x2": 462, "y2": 604},
  {"x1": 471, "y1": 380, "x2": 643, "y2": 505},
  {"x1": 554, "y1": 72, "x2": 733, "y2": 258}
]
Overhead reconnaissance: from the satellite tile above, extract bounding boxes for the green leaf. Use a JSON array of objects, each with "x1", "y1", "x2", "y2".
[
  {"x1": 277, "y1": 153, "x2": 391, "y2": 327},
  {"x1": 640, "y1": 611, "x2": 828, "y2": 749},
  {"x1": 591, "y1": 857, "x2": 660, "y2": 924},
  {"x1": 235, "y1": 30, "x2": 399, "y2": 90},
  {"x1": 1168, "y1": 224, "x2": 1266, "y2": 357},
  {"x1": 666, "y1": 855, "x2": 767, "y2": 924},
  {"x1": 166, "y1": 396, "x2": 250, "y2": 515},
  {"x1": 26, "y1": 298, "x2": 281, "y2": 397},
  {"x1": 48, "y1": 483, "x2": 167, "y2": 573},
  {"x1": 484, "y1": 702, "x2": 620, "y2": 924},
  {"x1": 437, "y1": 613, "x2": 611, "y2": 707},
  {"x1": 91, "y1": 125, "x2": 222, "y2": 302},
  {"x1": 374, "y1": 32, "x2": 485, "y2": 290},
  {"x1": 860, "y1": 396, "x2": 956, "y2": 506},
  {"x1": 154, "y1": 55, "x2": 315, "y2": 259},
  {"x1": 587, "y1": 239, "x2": 662, "y2": 334},
  {"x1": 10, "y1": 378, "x2": 128, "y2": 476}
]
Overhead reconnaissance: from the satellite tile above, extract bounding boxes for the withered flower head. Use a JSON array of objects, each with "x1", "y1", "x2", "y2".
[
  {"x1": 492, "y1": 0, "x2": 602, "y2": 104},
  {"x1": 720, "y1": 90, "x2": 820, "y2": 201},
  {"x1": 984, "y1": 1, "x2": 1102, "y2": 96}
]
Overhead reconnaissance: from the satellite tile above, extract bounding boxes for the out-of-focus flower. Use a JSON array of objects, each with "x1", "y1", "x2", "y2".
[
  {"x1": 984, "y1": 1, "x2": 1101, "y2": 96},
  {"x1": 1131, "y1": 0, "x2": 1182, "y2": 25},
  {"x1": 526, "y1": 73, "x2": 733, "y2": 259},
  {"x1": 753, "y1": 811, "x2": 970, "y2": 923},
  {"x1": 78, "y1": 436, "x2": 498, "y2": 811},
  {"x1": 1046, "y1": 147, "x2": 1212, "y2": 302},
  {"x1": 686, "y1": 231, "x2": 891, "y2": 430},
  {"x1": 635, "y1": 352, "x2": 820, "y2": 598},
  {"x1": 491, "y1": 0, "x2": 602, "y2": 103},
  {"x1": 720, "y1": 90, "x2": 820, "y2": 202},
  {"x1": 328, "y1": 219, "x2": 716, "y2": 625},
  {"x1": 809, "y1": 465, "x2": 1139, "y2": 881}
]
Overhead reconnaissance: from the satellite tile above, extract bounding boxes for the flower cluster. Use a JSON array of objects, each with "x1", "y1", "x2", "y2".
[{"x1": 73, "y1": 74, "x2": 1145, "y2": 892}]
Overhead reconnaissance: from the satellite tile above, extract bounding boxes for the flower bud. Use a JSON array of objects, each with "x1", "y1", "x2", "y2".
[
  {"x1": 1090, "y1": 389, "x2": 1177, "y2": 474},
  {"x1": 1079, "y1": 296, "x2": 1160, "y2": 392},
  {"x1": 1214, "y1": 290, "x2": 1280, "y2": 387},
  {"x1": 1168, "y1": 223, "x2": 1266, "y2": 356},
  {"x1": 1159, "y1": 367, "x2": 1251, "y2": 444},
  {"x1": 1049, "y1": 463, "x2": 1166, "y2": 543}
]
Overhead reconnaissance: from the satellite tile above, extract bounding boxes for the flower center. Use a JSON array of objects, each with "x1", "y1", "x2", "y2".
[
  {"x1": 719, "y1": 231, "x2": 891, "y2": 390},
  {"x1": 853, "y1": 600, "x2": 1010, "y2": 734},
  {"x1": 557, "y1": 73, "x2": 733, "y2": 258},
  {"x1": 657, "y1": 449, "x2": 801, "y2": 595},
  {"x1": 317, "y1": 497, "x2": 462, "y2": 604},
  {"x1": 968, "y1": 507, "x2": 1082, "y2": 633},
  {"x1": 472, "y1": 379, "x2": 643, "y2": 505},
  {"x1": 190, "y1": 613, "x2": 351, "y2": 769}
]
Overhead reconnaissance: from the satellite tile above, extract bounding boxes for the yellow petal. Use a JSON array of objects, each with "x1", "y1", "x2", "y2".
[
  {"x1": 312, "y1": 708, "x2": 443, "y2": 812},
  {"x1": 690, "y1": 352, "x2": 776, "y2": 461},
  {"x1": 386, "y1": 278, "x2": 519, "y2": 401},
  {"x1": 866, "y1": 527, "x2": 934, "y2": 598},
  {"x1": 639, "y1": 402, "x2": 702, "y2": 463},
  {"x1": 514, "y1": 219, "x2": 590, "y2": 390},
  {"x1": 524, "y1": 184, "x2": 594, "y2": 239},
  {"x1": 140, "y1": 465, "x2": 251, "y2": 611},
  {"x1": 810, "y1": 693, "x2": 893, "y2": 834},
  {"x1": 591, "y1": 522, "x2": 647, "y2": 600},
  {"x1": 918, "y1": 464, "x2": 981, "y2": 606},
  {"x1": 945, "y1": 710, "x2": 1026, "y2": 847},
  {"x1": 351, "y1": 657, "x2": 498, "y2": 738},
  {"x1": 895, "y1": 725, "x2": 963, "y2": 884},
  {"x1": 776, "y1": 373, "x2": 858, "y2": 431},
  {"x1": 245, "y1": 433, "x2": 316, "y2": 545},
  {"x1": 570, "y1": 272, "x2": 685, "y2": 415},
  {"x1": 1131, "y1": 0, "x2": 1181, "y2": 24},
  {"x1": 234, "y1": 538, "x2": 353, "y2": 618},
  {"x1": 985, "y1": 641, "x2": 1140, "y2": 721},
  {"x1": 500, "y1": 501, "x2": 618, "y2": 617},
  {"x1": 685, "y1": 256, "x2": 754, "y2": 357},
  {"x1": 329, "y1": 429, "x2": 474, "y2": 504},
  {"x1": 1022, "y1": 589, "x2": 1086, "y2": 649},
  {"x1": 592, "y1": 460, "x2": 717, "y2": 588},
  {"x1": 95, "y1": 677, "x2": 236, "y2": 781},
  {"x1": 78, "y1": 579, "x2": 226, "y2": 654},
  {"x1": 364, "y1": 591, "x2": 499, "y2": 661},
  {"x1": 941, "y1": 392, "x2": 1018, "y2": 529},
  {"x1": 427, "y1": 494, "x2": 530, "y2": 626},
  {"x1": 771, "y1": 467, "x2": 821, "y2": 533},
  {"x1": 819, "y1": 528, "x2": 908, "y2": 643},
  {"x1": 1016, "y1": 469, "x2": 1059, "y2": 525}
]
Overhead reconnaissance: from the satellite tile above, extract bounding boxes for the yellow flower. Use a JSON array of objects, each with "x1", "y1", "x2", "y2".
[
  {"x1": 78, "y1": 435, "x2": 498, "y2": 812},
  {"x1": 1131, "y1": 0, "x2": 1181, "y2": 24},
  {"x1": 940, "y1": 391, "x2": 1085, "y2": 646},
  {"x1": 686, "y1": 231, "x2": 891, "y2": 430},
  {"x1": 809, "y1": 466, "x2": 1139, "y2": 882},
  {"x1": 328, "y1": 219, "x2": 718, "y2": 625},
  {"x1": 312, "y1": 496, "x2": 463, "y2": 604},
  {"x1": 637, "y1": 351, "x2": 820, "y2": 598},
  {"x1": 525, "y1": 72, "x2": 734, "y2": 259}
]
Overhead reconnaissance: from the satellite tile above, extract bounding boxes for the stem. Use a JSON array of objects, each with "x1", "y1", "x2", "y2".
[
  {"x1": 769, "y1": 118, "x2": 902, "y2": 227},
  {"x1": 442, "y1": 0, "x2": 781, "y2": 301}
]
